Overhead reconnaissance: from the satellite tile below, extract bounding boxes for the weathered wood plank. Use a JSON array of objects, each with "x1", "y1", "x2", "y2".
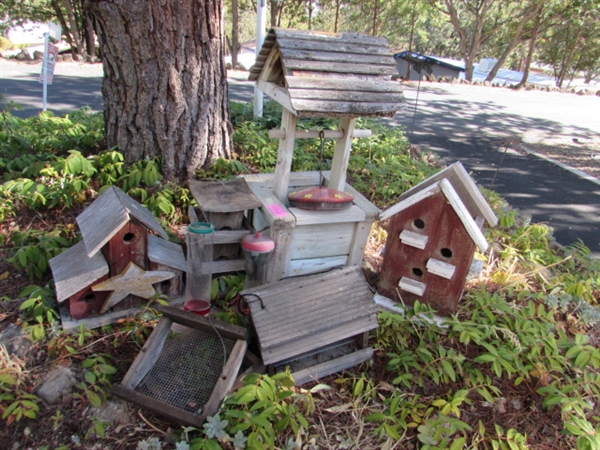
[
  {"x1": 291, "y1": 223, "x2": 354, "y2": 259},
  {"x1": 287, "y1": 255, "x2": 348, "y2": 277},
  {"x1": 268, "y1": 128, "x2": 372, "y2": 140},
  {"x1": 258, "y1": 297, "x2": 377, "y2": 350},
  {"x1": 291, "y1": 347, "x2": 373, "y2": 385},
  {"x1": 50, "y1": 240, "x2": 109, "y2": 303},
  {"x1": 111, "y1": 384, "x2": 204, "y2": 428},
  {"x1": 329, "y1": 117, "x2": 357, "y2": 191},
  {"x1": 188, "y1": 178, "x2": 261, "y2": 213},
  {"x1": 257, "y1": 80, "x2": 296, "y2": 113},
  {"x1": 439, "y1": 178, "x2": 489, "y2": 252},
  {"x1": 279, "y1": 48, "x2": 394, "y2": 66},
  {"x1": 272, "y1": 109, "x2": 298, "y2": 202},
  {"x1": 212, "y1": 229, "x2": 251, "y2": 245},
  {"x1": 321, "y1": 172, "x2": 381, "y2": 220},
  {"x1": 288, "y1": 88, "x2": 404, "y2": 104},
  {"x1": 275, "y1": 37, "x2": 391, "y2": 57},
  {"x1": 242, "y1": 180, "x2": 295, "y2": 229},
  {"x1": 347, "y1": 220, "x2": 373, "y2": 266},
  {"x1": 155, "y1": 305, "x2": 248, "y2": 340},
  {"x1": 213, "y1": 258, "x2": 246, "y2": 274},
  {"x1": 379, "y1": 182, "x2": 441, "y2": 221},
  {"x1": 289, "y1": 99, "x2": 401, "y2": 116},
  {"x1": 283, "y1": 58, "x2": 396, "y2": 76},
  {"x1": 121, "y1": 317, "x2": 173, "y2": 389},
  {"x1": 286, "y1": 76, "x2": 404, "y2": 93},
  {"x1": 399, "y1": 229, "x2": 429, "y2": 250},
  {"x1": 274, "y1": 29, "x2": 389, "y2": 47},
  {"x1": 265, "y1": 226, "x2": 294, "y2": 282},
  {"x1": 262, "y1": 316, "x2": 377, "y2": 365},
  {"x1": 201, "y1": 340, "x2": 247, "y2": 420},
  {"x1": 147, "y1": 234, "x2": 186, "y2": 272},
  {"x1": 290, "y1": 205, "x2": 366, "y2": 226}
]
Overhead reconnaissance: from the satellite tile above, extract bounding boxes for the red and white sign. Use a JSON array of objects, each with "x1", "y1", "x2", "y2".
[{"x1": 39, "y1": 44, "x2": 59, "y2": 85}]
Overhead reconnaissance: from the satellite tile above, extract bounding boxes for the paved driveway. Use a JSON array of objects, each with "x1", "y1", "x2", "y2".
[{"x1": 2, "y1": 60, "x2": 599, "y2": 255}]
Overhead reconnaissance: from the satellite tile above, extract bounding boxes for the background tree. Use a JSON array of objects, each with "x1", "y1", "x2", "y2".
[{"x1": 86, "y1": 0, "x2": 232, "y2": 181}]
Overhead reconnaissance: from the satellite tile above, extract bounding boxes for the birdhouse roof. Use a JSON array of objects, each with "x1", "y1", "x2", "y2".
[
  {"x1": 147, "y1": 234, "x2": 187, "y2": 272},
  {"x1": 76, "y1": 186, "x2": 169, "y2": 258},
  {"x1": 49, "y1": 240, "x2": 109, "y2": 303},
  {"x1": 248, "y1": 28, "x2": 405, "y2": 118},
  {"x1": 380, "y1": 162, "x2": 498, "y2": 252}
]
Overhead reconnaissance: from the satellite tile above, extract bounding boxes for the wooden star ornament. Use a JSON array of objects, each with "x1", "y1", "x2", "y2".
[{"x1": 92, "y1": 262, "x2": 175, "y2": 313}]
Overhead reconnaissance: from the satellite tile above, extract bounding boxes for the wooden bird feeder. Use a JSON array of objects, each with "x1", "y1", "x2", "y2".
[
  {"x1": 244, "y1": 28, "x2": 405, "y2": 281},
  {"x1": 112, "y1": 305, "x2": 247, "y2": 428},
  {"x1": 377, "y1": 162, "x2": 498, "y2": 315},
  {"x1": 241, "y1": 266, "x2": 378, "y2": 385}
]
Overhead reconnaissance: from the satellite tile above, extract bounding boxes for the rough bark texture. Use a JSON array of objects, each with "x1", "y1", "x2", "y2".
[{"x1": 86, "y1": 0, "x2": 232, "y2": 181}]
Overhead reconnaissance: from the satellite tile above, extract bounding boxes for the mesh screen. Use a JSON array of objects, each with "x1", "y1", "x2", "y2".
[{"x1": 135, "y1": 327, "x2": 235, "y2": 414}]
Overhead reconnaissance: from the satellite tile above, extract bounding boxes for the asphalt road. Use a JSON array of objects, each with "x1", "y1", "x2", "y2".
[{"x1": 2, "y1": 60, "x2": 600, "y2": 256}]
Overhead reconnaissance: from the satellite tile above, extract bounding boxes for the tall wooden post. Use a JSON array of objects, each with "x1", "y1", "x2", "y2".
[
  {"x1": 272, "y1": 109, "x2": 298, "y2": 201},
  {"x1": 328, "y1": 117, "x2": 357, "y2": 191}
]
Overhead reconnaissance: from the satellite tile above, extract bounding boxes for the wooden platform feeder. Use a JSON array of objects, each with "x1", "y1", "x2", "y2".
[
  {"x1": 241, "y1": 266, "x2": 378, "y2": 385},
  {"x1": 188, "y1": 178, "x2": 261, "y2": 275},
  {"x1": 377, "y1": 162, "x2": 498, "y2": 315},
  {"x1": 245, "y1": 28, "x2": 405, "y2": 280},
  {"x1": 112, "y1": 305, "x2": 247, "y2": 427}
]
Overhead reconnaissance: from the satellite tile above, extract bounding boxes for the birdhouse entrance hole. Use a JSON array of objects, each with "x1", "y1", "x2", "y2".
[
  {"x1": 412, "y1": 268, "x2": 423, "y2": 278},
  {"x1": 413, "y1": 218, "x2": 425, "y2": 230},
  {"x1": 123, "y1": 232, "x2": 135, "y2": 243},
  {"x1": 81, "y1": 293, "x2": 96, "y2": 303},
  {"x1": 441, "y1": 248, "x2": 453, "y2": 258}
]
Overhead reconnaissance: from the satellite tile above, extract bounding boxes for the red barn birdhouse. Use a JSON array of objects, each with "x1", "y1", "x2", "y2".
[
  {"x1": 50, "y1": 186, "x2": 185, "y2": 328},
  {"x1": 378, "y1": 163, "x2": 497, "y2": 315}
]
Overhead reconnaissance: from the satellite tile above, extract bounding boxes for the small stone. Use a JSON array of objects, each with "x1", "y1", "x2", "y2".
[
  {"x1": 92, "y1": 399, "x2": 134, "y2": 426},
  {"x1": 35, "y1": 366, "x2": 77, "y2": 404},
  {"x1": 511, "y1": 398, "x2": 523, "y2": 410},
  {"x1": 0, "y1": 323, "x2": 32, "y2": 359}
]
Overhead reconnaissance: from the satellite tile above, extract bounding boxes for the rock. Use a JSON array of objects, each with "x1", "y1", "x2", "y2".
[
  {"x1": 92, "y1": 399, "x2": 134, "y2": 426},
  {"x1": 0, "y1": 323, "x2": 32, "y2": 359},
  {"x1": 33, "y1": 50, "x2": 44, "y2": 60},
  {"x1": 35, "y1": 366, "x2": 77, "y2": 404}
]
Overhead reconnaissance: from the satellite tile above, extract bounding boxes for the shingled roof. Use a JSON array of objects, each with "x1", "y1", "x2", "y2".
[{"x1": 248, "y1": 28, "x2": 405, "y2": 118}]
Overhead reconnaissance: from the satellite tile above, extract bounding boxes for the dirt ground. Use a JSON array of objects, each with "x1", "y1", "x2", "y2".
[{"x1": 523, "y1": 138, "x2": 600, "y2": 180}]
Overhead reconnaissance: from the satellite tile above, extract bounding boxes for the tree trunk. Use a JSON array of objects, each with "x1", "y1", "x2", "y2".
[
  {"x1": 334, "y1": 0, "x2": 340, "y2": 32},
  {"x1": 63, "y1": 0, "x2": 85, "y2": 59},
  {"x1": 86, "y1": 0, "x2": 232, "y2": 182},
  {"x1": 230, "y1": 0, "x2": 240, "y2": 68},
  {"x1": 517, "y1": 4, "x2": 543, "y2": 89}
]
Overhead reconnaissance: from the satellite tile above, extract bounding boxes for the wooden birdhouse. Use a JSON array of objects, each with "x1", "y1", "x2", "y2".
[
  {"x1": 377, "y1": 162, "x2": 498, "y2": 316},
  {"x1": 50, "y1": 186, "x2": 185, "y2": 329},
  {"x1": 244, "y1": 28, "x2": 405, "y2": 281}
]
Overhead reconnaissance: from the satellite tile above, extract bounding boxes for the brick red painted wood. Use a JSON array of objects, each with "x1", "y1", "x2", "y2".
[
  {"x1": 378, "y1": 191, "x2": 476, "y2": 316},
  {"x1": 68, "y1": 274, "x2": 110, "y2": 320},
  {"x1": 101, "y1": 218, "x2": 148, "y2": 311}
]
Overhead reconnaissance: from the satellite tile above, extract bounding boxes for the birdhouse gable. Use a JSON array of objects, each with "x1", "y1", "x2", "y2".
[
  {"x1": 49, "y1": 240, "x2": 109, "y2": 303},
  {"x1": 147, "y1": 234, "x2": 186, "y2": 273},
  {"x1": 390, "y1": 162, "x2": 498, "y2": 227},
  {"x1": 249, "y1": 28, "x2": 405, "y2": 118},
  {"x1": 380, "y1": 177, "x2": 488, "y2": 252},
  {"x1": 76, "y1": 186, "x2": 168, "y2": 258}
]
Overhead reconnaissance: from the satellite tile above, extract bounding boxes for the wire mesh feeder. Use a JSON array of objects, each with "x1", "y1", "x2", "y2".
[
  {"x1": 135, "y1": 327, "x2": 236, "y2": 414},
  {"x1": 112, "y1": 305, "x2": 248, "y2": 427}
]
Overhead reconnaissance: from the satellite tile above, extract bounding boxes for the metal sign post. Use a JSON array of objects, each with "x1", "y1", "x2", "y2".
[
  {"x1": 39, "y1": 23, "x2": 62, "y2": 112},
  {"x1": 253, "y1": 0, "x2": 267, "y2": 117}
]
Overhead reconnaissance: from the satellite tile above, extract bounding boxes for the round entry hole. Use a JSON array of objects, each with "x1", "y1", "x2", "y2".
[
  {"x1": 441, "y1": 248, "x2": 453, "y2": 258},
  {"x1": 81, "y1": 294, "x2": 96, "y2": 303},
  {"x1": 413, "y1": 218, "x2": 425, "y2": 230},
  {"x1": 123, "y1": 232, "x2": 135, "y2": 243},
  {"x1": 412, "y1": 268, "x2": 423, "y2": 278}
]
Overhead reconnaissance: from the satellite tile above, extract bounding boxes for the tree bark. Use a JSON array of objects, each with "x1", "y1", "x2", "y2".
[
  {"x1": 63, "y1": 0, "x2": 85, "y2": 59},
  {"x1": 86, "y1": 0, "x2": 232, "y2": 182}
]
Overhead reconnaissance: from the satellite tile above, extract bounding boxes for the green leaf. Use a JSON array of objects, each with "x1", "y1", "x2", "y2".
[
  {"x1": 86, "y1": 390, "x2": 103, "y2": 407},
  {"x1": 250, "y1": 414, "x2": 271, "y2": 429},
  {"x1": 84, "y1": 372, "x2": 97, "y2": 384}
]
